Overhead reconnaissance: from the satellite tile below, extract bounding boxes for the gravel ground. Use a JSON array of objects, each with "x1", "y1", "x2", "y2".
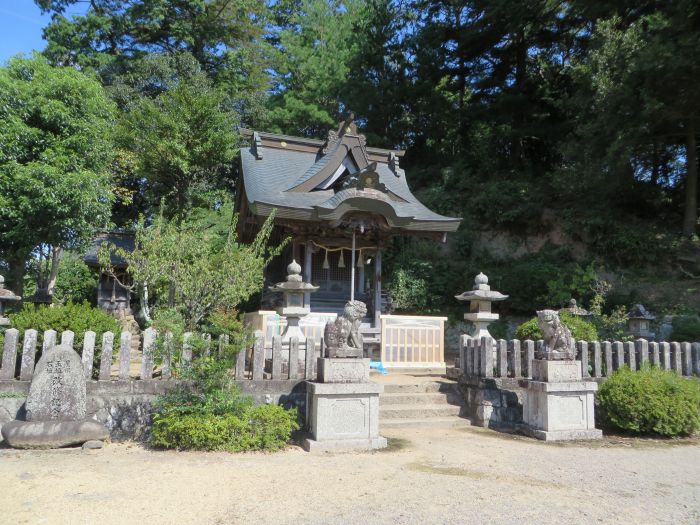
[{"x1": 1, "y1": 424, "x2": 698, "y2": 525}]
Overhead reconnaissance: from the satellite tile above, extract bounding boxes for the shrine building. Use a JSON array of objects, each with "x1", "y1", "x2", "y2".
[{"x1": 237, "y1": 117, "x2": 461, "y2": 369}]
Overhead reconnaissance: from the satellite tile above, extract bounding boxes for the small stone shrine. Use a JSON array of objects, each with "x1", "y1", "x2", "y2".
[
  {"x1": 627, "y1": 304, "x2": 656, "y2": 340},
  {"x1": 303, "y1": 299, "x2": 386, "y2": 452},
  {"x1": 455, "y1": 272, "x2": 508, "y2": 339},
  {"x1": 1, "y1": 344, "x2": 109, "y2": 448},
  {"x1": 520, "y1": 310, "x2": 602, "y2": 441}
]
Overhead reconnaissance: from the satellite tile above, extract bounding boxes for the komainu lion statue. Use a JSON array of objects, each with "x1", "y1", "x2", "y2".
[
  {"x1": 536, "y1": 309, "x2": 576, "y2": 360},
  {"x1": 323, "y1": 300, "x2": 367, "y2": 358}
]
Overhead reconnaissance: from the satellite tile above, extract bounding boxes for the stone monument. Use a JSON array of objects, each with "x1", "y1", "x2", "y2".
[
  {"x1": 268, "y1": 260, "x2": 318, "y2": 343},
  {"x1": 1, "y1": 344, "x2": 109, "y2": 448},
  {"x1": 303, "y1": 300, "x2": 386, "y2": 452},
  {"x1": 520, "y1": 310, "x2": 602, "y2": 441},
  {"x1": 455, "y1": 272, "x2": 508, "y2": 339}
]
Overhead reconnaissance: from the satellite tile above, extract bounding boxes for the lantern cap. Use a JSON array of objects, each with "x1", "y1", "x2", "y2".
[{"x1": 269, "y1": 260, "x2": 319, "y2": 292}]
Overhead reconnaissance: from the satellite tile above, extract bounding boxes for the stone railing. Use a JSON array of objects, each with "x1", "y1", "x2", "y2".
[
  {"x1": 458, "y1": 336, "x2": 700, "y2": 379},
  {"x1": 0, "y1": 328, "x2": 318, "y2": 383}
]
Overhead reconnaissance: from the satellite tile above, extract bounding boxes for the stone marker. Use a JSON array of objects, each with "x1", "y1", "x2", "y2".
[
  {"x1": 519, "y1": 311, "x2": 602, "y2": 441},
  {"x1": 303, "y1": 299, "x2": 386, "y2": 452},
  {"x1": 1, "y1": 344, "x2": 109, "y2": 449}
]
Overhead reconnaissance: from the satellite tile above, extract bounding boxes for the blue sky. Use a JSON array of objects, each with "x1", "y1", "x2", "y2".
[{"x1": 0, "y1": 1, "x2": 87, "y2": 63}]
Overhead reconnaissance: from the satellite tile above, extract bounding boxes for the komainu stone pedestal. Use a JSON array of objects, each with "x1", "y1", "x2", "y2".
[
  {"x1": 521, "y1": 360, "x2": 602, "y2": 441},
  {"x1": 303, "y1": 358, "x2": 387, "y2": 452}
]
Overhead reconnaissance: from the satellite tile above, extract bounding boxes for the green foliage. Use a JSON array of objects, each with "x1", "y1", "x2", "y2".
[
  {"x1": 588, "y1": 283, "x2": 630, "y2": 341},
  {"x1": 491, "y1": 248, "x2": 576, "y2": 313},
  {"x1": 543, "y1": 264, "x2": 598, "y2": 309},
  {"x1": 388, "y1": 266, "x2": 430, "y2": 314},
  {"x1": 268, "y1": 0, "x2": 361, "y2": 136},
  {"x1": 150, "y1": 405, "x2": 299, "y2": 452},
  {"x1": 23, "y1": 251, "x2": 97, "y2": 305},
  {"x1": 9, "y1": 302, "x2": 120, "y2": 369},
  {"x1": 51, "y1": 255, "x2": 98, "y2": 305},
  {"x1": 671, "y1": 316, "x2": 700, "y2": 342},
  {"x1": 38, "y1": 0, "x2": 269, "y2": 105},
  {"x1": 385, "y1": 238, "x2": 443, "y2": 314},
  {"x1": 0, "y1": 55, "x2": 115, "y2": 293},
  {"x1": 598, "y1": 365, "x2": 700, "y2": 437},
  {"x1": 100, "y1": 203, "x2": 282, "y2": 330},
  {"x1": 514, "y1": 312, "x2": 598, "y2": 341},
  {"x1": 151, "y1": 340, "x2": 299, "y2": 451},
  {"x1": 116, "y1": 72, "x2": 239, "y2": 219}
]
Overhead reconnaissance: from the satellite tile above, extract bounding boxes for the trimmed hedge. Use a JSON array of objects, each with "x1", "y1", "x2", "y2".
[
  {"x1": 598, "y1": 365, "x2": 700, "y2": 437},
  {"x1": 151, "y1": 404, "x2": 300, "y2": 452},
  {"x1": 9, "y1": 301, "x2": 120, "y2": 348},
  {"x1": 514, "y1": 311, "x2": 598, "y2": 341}
]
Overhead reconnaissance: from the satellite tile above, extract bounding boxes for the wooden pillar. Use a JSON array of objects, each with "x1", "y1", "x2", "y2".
[
  {"x1": 304, "y1": 242, "x2": 313, "y2": 307},
  {"x1": 350, "y1": 230, "x2": 356, "y2": 301},
  {"x1": 358, "y1": 263, "x2": 365, "y2": 295},
  {"x1": 374, "y1": 249, "x2": 382, "y2": 327},
  {"x1": 97, "y1": 272, "x2": 103, "y2": 308}
]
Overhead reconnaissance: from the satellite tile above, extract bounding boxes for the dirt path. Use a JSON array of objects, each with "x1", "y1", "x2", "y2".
[{"x1": 1, "y1": 425, "x2": 698, "y2": 525}]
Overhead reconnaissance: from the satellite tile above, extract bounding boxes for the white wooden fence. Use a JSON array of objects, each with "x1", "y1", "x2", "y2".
[{"x1": 380, "y1": 314, "x2": 447, "y2": 368}]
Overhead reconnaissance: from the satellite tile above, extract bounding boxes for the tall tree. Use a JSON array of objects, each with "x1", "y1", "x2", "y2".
[
  {"x1": 0, "y1": 56, "x2": 115, "y2": 296},
  {"x1": 573, "y1": 5, "x2": 700, "y2": 237},
  {"x1": 344, "y1": 0, "x2": 414, "y2": 149},
  {"x1": 36, "y1": 0, "x2": 270, "y2": 122},
  {"x1": 116, "y1": 62, "x2": 239, "y2": 221},
  {"x1": 267, "y1": 0, "x2": 362, "y2": 137}
]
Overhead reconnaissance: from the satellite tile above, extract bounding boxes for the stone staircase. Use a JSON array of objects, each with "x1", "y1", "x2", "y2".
[{"x1": 378, "y1": 378, "x2": 470, "y2": 428}]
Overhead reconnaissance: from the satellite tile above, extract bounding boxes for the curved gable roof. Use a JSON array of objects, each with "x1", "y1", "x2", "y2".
[{"x1": 239, "y1": 127, "x2": 461, "y2": 233}]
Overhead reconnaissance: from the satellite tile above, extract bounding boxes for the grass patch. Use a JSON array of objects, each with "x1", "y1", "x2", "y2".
[
  {"x1": 376, "y1": 437, "x2": 411, "y2": 453},
  {"x1": 406, "y1": 461, "x2": 486, "y2": 479}
]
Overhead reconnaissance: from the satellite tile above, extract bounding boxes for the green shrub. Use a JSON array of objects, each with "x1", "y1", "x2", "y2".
[
  {"x1": 9, "y1": 302, "x2": 120, "y2": 373},
  {"x1": 514, "y1": 312, "x2": 598, "y2": 341},
  {"x1": 150, "y1": 405, "x2": 299, "y2": 451},
  {"x1": 9, "y1": 301, "x2": 120, "y2": 350},
  {"x1": 671, "y1": 315, "x2": 700, "y2": 342},
  {"x1": 150, "y1": 354, "x2": 299, "y2": 452},
  {"x1": 52, "y1": 255, "x2": 98, "y2": 305},
  {"x1": 598, "y1": 365, "x2": 700, "y2": 437}
]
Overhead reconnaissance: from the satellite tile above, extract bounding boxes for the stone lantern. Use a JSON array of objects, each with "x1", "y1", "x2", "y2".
[
  {"x1": 268, "y1": 260, "x2": 318, "y2": 343},
  {"x1": 0, "y1": 274, "x2": 21, "y2": 327},
  {"x1": 455, "y1": 272, "x2": 508, "y2": 339},
  {"x1": 627, "y1": 304, "x2": 655, "y2": 340}
]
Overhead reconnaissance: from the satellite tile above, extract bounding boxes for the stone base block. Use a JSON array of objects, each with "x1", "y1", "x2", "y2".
[
  {"x1": 531, "y1": 359, "x2": 581, "y2": 382},
  {"x1": 522, "y1": 375, "x2": 601, "y2": 441},
  {"x1": 301, "y1": 435, "x2": 388, "y2": 452},
  {"x1": 307, "y1": 380, "x2": 386, "y2": 452},
  {"x1": 1, "y1": 418, "x2": 109, "y2": 449},
  {"x1": 317, "y1": 358, "x2": 370, "y2": 383},
  {"x1": 519, "y1": 426, "x2": 603, "y2": 442}
]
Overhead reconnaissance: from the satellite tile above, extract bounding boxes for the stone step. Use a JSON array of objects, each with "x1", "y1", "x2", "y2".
[
  {"x1": 382, "y1": 381, "x2": 459, "y2": 394},
  {"x1": 379, "y1": 392, "x2": 464, "y2": 406},
  {"x1": 379, "y1": 403, "x2": 463, "y2": 419},
  {"x1": 380, "y1": 417, "x2": 471, "y2": 429}
]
